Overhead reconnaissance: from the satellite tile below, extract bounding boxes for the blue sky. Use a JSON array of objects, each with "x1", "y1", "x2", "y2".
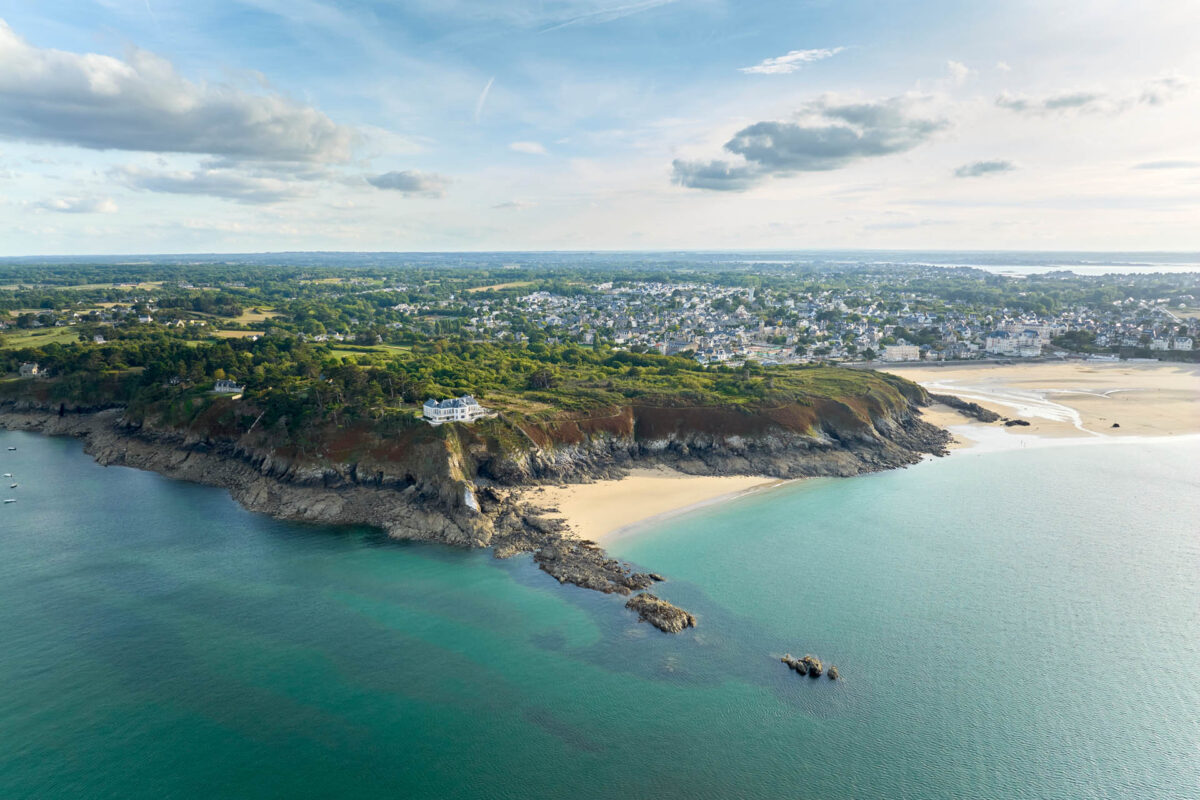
[{"x1": 0, "y1": 0, "x2": 1197, "y2": 254}]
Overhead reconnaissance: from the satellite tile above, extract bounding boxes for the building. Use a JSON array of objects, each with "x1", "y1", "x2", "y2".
[
  {"x1": 985, "y1": 330, "x2": 1041, "y2": 358},
  {"x1": 18, "y1": 362, "x2": 41, "y2": 378},
  {"x1": 881, "y1": 344, "x2": 921, "y2": 362},
  {"x1": 213, "y1": 379, "x2": 245, "y2": 394},
  {"x1": 423, "y1": 395, "x2": 488, "y2": 425},
  {"x1": 1172, "y1": 336, "x2": 1194, "y2": 351}
]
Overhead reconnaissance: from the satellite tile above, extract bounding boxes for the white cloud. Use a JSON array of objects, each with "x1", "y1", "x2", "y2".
[
  {"x1": 510, "y1": 141, "x2": 548, "y2": 155},
  {"x1": 1132, "y1": 160, "x2": 1200, "y2": 170},
  {"x1": 113, "y1": 165, "x2": 308, "y2": 203},
  {"x1": 946, "y1": 60, "x2": 973, "y2": 85},
  {"x1": 474, "y1": 76, "x2": 495, "y2": 123},
  {"x1": 366, "y1": 170, "x2": 448, "y2": 197},
  {"x1": 37, "y1": 196, "x2": 118, "y2": 214},
  {"x1": 0, "y1": 18, "x2": 355, "y2": 162},
  {"x1": 674, "y1": 95, "x2": 948, "y2": 190},
  {"x1": 997, "y1": 75, "x2": 1191, "y2": 115},
  {"x1": 739, "y1": 47, "x2": 844, "y2": 75},
  {"x1": 953, "y1": 160, "x2": 1016, "y2": 178}
]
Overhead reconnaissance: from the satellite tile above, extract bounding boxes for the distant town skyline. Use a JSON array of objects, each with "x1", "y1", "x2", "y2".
[{"x1": 0, "y1": 0, "x2": 1197, "y2": 254}]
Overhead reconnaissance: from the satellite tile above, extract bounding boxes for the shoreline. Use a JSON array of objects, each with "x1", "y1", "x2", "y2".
[
  {"x1": 533, "y1": 361, "x2": 1200, "y2": 545},
  {"x1": 526, "y1": 468, "x2": 791, "y2": 544},
  {"x1": 882, "y1": 360, "x2": 1200, "y2": 443},
  {"x1": 0, "y1": 398, "x2": 948, "y2": 633}
]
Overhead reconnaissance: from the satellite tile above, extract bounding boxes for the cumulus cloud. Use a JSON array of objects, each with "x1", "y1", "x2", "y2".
[
  {"x1": 669, "y1": 159, "x2": 761, "y2": 191},
  {"x1": 113, "y1": 165, "x2": 307, "y2": 204},
  {"x1": 0, "y1": 18, "x2": 355, "y2": 162},
  {"x1": 739, "y1": 47, "x2": 844, "y2": 75},
  {"x1": 996, "y1": 75, "x2": 1190, "y2": 115},
  {"x1": 36, "y1": 196, "x2": 118, "y2": 213},
  {"x1": 510, "y1": 141, "x2": 548, "y2": 155},
  {"x1": 673, "y1": 95, "x2": 948, "y2": 191},
  {"x1": 366, "y1": 170, "x2": 448, "y2": 197},
  {"x1": 954, "y1": 160, "x2": 1016, "y2": 178}
]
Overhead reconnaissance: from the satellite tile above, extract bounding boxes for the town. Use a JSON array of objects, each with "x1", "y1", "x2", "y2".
[{"x1": 3, "y1": 261, "x2": 1194, "y2": 378}]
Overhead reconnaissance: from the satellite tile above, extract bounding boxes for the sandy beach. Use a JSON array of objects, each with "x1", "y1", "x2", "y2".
[
  {"x1": 881, "y1": 360, "x2": 1200, "y2": 441},
  {"x1": 526, "y1": 468, "x2": 787, "y2": 543}
]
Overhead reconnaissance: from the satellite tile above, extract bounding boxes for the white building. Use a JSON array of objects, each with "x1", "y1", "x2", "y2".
[
  {"x1": 1172, "y1": 336, "x2": 1194, "y2": 350},
  {"x1": 1149, "y1": 338, "x2": 1171, "y2": 351},
  {"x1": 423, "y1": 395, "x2": 488, "y2": 425},
  {"x1": 18, "y1": 362, "x2": 41, "y2": 378},
  {"x1": 213, "y1": 379, "x2": 245, "y2": 394},
  {"x1": 881, "y1": 344, "x2": 921, "y2": 362},
  {"x1": 985, "y1": 330, "x2": 1041, "y2": 357}
]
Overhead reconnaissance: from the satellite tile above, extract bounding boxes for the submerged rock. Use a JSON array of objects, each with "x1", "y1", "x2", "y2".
[
  {"x1": 1004, "y1": 419, "x2": 1031, "y2": 427},
  {"x1": 625, "y1": 593, "x2": 697, "y2": 633}
]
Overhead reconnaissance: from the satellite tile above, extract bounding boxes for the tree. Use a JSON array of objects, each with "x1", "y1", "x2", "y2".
[{"x1": 527, "y1": 367, "x2": 555, "y2": 389}]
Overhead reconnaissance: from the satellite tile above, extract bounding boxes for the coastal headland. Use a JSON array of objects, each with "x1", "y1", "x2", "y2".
[{"x1": 0, "y1": 366, "x2": 950, "y2": 632}]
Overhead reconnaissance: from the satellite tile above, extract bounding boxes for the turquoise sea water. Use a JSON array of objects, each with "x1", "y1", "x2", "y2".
[{"x1": 0, "y1": 429, "x2": 1197, "y2": 800}]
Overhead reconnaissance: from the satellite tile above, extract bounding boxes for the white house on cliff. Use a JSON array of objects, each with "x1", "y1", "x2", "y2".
[{"x1": 423, "y1": 395, "x2": 489, "y2": 425}]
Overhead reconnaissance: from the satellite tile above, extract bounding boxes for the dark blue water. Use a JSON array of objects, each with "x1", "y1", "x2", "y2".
[{"x1": 1, "y1": 429, "x2": 1197, "y2": 799}]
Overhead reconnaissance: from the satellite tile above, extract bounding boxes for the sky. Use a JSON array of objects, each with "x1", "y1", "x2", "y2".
[{"x1": 0, "y1": 0, "x2": 1197, "y2": 255}]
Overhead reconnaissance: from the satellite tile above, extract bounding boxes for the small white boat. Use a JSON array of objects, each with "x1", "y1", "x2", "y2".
[
  {"x1": 8, "y1": 484, "x2": 15, "y2": 489},
  {"x1": 3, "y1": 499, "x2": 14, "y2": 504},
  {"x1": 5, "y1": 447, "x2": 14, "y2": 451},
  {"x1": 1, "y1": 473, "x2": 10, "y2": 478}
]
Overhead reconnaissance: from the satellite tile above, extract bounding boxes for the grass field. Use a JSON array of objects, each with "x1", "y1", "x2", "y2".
[
  {"x1": 465, "y1": 281, "x2": 535, "y2": 293},
  {"x1": 212, "y1": 330, "x2": 262, "y2": 339},
  {"x1": 232, "y1": 307, "x2": 279, "y2": 325},
  {"x1": 328, "y1": 343, "x2": 413, "y2": 359},
  {"x1": 1, "y1": 327, "x2": 81, "y2": 348}
]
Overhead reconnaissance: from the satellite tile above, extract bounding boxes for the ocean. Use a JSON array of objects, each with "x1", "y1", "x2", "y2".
[{"x1": 0, "y1": 429, "x2": 1197, "y2": 799}]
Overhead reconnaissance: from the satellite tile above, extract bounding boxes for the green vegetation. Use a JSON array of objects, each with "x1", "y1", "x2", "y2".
[{"x1": 0, "y1": 327, "x2": 913, "y2": 436}]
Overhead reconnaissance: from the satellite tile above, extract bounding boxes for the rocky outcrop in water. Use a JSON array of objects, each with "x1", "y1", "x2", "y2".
[
  {"x1": 781, "y1": 653, "x2": 835, "y2": 679},
  {"x1": 929, "y1": 393, "x2": 1001, "y2": 423},
  {"x1": 625, "y1": 593, "x2": 697, "y2": 633}
]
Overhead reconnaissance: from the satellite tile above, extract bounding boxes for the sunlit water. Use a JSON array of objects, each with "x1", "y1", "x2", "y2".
[{"x1": 0, "y1": 429, "x2": 1197, "y2": 799}]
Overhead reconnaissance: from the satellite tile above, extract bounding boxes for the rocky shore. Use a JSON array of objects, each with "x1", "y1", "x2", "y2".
[
  {"x1": 0, "y1": 395, "x2": 949, "y2": 633},
  {"x1": 928, "y1": 393, "x2": 1002, "y2": 423}
]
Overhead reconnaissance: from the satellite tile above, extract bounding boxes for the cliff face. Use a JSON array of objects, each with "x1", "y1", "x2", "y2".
[
  {"x1": 471, "y1": 394, "x2": 949, "y2": 485},
  {"x1": 0, "y1": 379, "x2": 949, "y2": 631}
]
